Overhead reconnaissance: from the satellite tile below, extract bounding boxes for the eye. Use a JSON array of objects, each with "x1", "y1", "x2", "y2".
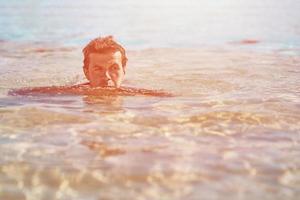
[
  {"x1": 94, "y1": 66, "x2": 104, "y2": 71},
  {"x1": 110, "y1": 64, "x2": 120, "y2": 71}
]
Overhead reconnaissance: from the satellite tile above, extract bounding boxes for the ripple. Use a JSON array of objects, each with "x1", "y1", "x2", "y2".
[
  {"x1": 0, "y1": 107, "x2": 89, "y2": 132},
  {"x1": 188, "y1": 111, "x2": 273, "y2": 125}
]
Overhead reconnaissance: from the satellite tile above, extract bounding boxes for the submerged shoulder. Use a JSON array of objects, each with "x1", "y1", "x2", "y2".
[{"x1": 8, "y1": 84, "x2": 173, "y2": 97}]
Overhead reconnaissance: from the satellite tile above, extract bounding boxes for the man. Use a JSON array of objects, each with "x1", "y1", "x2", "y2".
[
  {"x1": 9, "y1": 36, "x2": 172, "y2": 97},
  {"x1": 82, "y1": 36, "x2": 127, "y2": 88}
]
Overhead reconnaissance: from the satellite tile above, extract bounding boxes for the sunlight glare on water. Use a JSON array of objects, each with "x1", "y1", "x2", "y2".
[{"x1": 0, "y1": 0, "x2": 300, "y2": 200}]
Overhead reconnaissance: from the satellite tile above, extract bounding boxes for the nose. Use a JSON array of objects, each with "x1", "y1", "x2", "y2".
[{"x1": 104, "y1": 70, "x2": 111, "y2": 81}]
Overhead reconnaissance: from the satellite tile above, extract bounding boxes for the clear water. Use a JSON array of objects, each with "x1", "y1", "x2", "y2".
[
  {"x1": 0, "y1": 1, "x2": 300, "y2": 200},
  {"x1": 1, "y1": 0, "x2": 300, "y2": 49}
]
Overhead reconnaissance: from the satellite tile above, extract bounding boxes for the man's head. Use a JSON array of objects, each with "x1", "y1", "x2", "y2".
[{"x1": 82, "y1": 36, "x2": 128, "y2": 88}]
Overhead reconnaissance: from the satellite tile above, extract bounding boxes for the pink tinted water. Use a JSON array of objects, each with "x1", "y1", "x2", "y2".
[{"x1": 0, "y1": 41, "x2": 299, "y2": 200}]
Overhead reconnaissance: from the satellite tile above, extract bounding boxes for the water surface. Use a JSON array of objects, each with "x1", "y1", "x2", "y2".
[{"x1": 0, "y1": 1, "x2": 300, "y2": 200}]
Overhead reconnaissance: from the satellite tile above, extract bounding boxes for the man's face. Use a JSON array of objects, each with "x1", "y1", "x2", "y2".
[{"x1": 86, "y1": 51, "x2": 125, "y2": 88}]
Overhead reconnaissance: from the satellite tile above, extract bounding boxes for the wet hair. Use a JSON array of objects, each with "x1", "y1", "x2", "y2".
[{"x1": 82, "y1": 36, "x2": 128, "y2": 70}]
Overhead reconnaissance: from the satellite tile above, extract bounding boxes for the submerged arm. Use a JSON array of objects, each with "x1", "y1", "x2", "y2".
[{"x1": 9, "y1": 84, "x2": 174, "y2": 97}]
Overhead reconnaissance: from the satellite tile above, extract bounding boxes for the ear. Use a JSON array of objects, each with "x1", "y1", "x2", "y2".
[{"x1": 83, "y1": 67, "x2": 90, "y2": 80}]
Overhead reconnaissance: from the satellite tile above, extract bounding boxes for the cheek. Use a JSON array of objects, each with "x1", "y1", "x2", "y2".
[
  {"x1": 89, "y1": 70, "x2": 101, "y2": 81},
  {"x1": 111, "y1": 71, "x2": 124, "y2": 80}
]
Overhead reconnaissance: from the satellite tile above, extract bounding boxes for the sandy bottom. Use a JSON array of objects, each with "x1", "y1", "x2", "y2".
[{"x1": 0, "y1": 41, "x2": 300, "y2": 200}]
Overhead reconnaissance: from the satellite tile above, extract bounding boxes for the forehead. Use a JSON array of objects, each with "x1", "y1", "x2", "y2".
[{"x1": 89, "y1": 51, "x2": 122, "y2": 65}]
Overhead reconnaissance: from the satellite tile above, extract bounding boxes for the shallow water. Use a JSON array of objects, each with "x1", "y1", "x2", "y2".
[
  {"x1": 0, "y1": 41, "x2": 299, "y2": 200},
  {"x1": 1, "y1": 0, "x2": 300, "y2": 200}
]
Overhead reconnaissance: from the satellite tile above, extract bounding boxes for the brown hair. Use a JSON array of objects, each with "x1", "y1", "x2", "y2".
[{"x1": 82, "y1": 36, "x2": 128, "y2": 71}]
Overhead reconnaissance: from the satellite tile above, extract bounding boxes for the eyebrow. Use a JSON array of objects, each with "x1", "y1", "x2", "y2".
[
  {"x1": 109, "y1": 63, "x2": 120, "y2": 67},
  {"x1": 93, "y1": 63, "x2": 119, "y2": 68},
  {"x1": 94, "y1": 65, "x2": 104, "y2": 68}
]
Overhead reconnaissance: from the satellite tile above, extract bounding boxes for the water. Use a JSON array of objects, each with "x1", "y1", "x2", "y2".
[
  {"x1": 0, "y1": 1, "x2": 300, "y2": 200},
  {"x1": 1, "y1": 0, "x2": 300, "y2": 49}
]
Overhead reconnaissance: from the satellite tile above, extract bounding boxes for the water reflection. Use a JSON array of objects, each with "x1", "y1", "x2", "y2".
[
  {"x1": 83, "y1": 95, "x2": 125, "y2": 114},
  {"x1": 0, "y1": 45, "x2": 300, "y2": 200}
]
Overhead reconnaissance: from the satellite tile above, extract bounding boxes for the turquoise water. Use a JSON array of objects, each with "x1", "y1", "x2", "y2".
[{"x1": 0, "y1": 0, "x2": 300, "y2": 49}]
